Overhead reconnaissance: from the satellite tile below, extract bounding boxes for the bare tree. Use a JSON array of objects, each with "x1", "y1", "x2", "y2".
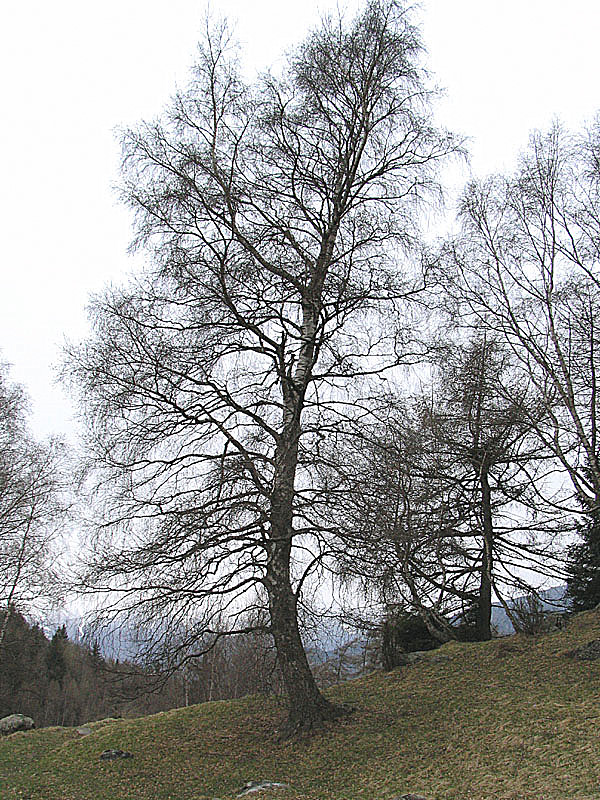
[
  {"x1": 426, "y1": 334, "x2": 561, "y2": 638},
  {"x1": 449, "y1": 121, "x2": 600, "y2": 515},
  {"x1": 443, "y1": 120, "x2": 600, "y2": 612},
  {"x1": 66, "y1": 1, "x2": 457, "y2": 736},
  {"x1": 329, "y1": 335, "x2": 562, "y2": 642},
  {"x1": 328, "y1": 397, "x2": 470, "y2": 642},
  {"x1": 0, "y1": 363, "x2": 67, "y2": 649}
]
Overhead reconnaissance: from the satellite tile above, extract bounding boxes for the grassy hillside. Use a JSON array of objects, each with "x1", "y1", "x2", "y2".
[{"x1": 2, "y1": 609, "x2": 600, "y2": 800}]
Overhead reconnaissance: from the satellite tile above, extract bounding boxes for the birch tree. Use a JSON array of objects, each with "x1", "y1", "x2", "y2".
[
  {"x1": 0, "y1": 364, "x2": 67, "y2": 649},
  {"x1": 67, "y1": 0, "x2": 456, "y2": 735},
  {"x1": 448, "y1": 120, "x2": 600, "y2": 608}
]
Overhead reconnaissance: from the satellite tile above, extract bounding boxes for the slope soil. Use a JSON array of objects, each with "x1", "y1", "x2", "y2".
[{"x1": 2, "y1": 609, "x2": 600, "y2": 800}]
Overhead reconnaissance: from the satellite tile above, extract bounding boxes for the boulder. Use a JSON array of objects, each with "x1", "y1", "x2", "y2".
[
  {"x1": 99, "y1": 749, "x2": 133, "y2": 760},
  {"x1": 403, "y1": 651, "x2": 449, "y2": 665},
  {"x1": 544, "y1": 611, "x2": 567, "y2": 631},
  {"x1": 0, "y1": 714, "x2": 35, "y2": 736},
  {"x1": 393, "y1": 795, "x2": 429, "y2": 800},
  {"x1": 236, "y1": 780, "x2": 291, "y2": 796},
  {"x1": 76, "y1": 726, "x2": 93, "y2": 736},
  {"x1": 567, "y1": 639, "x2": 600, "y2": 661}
]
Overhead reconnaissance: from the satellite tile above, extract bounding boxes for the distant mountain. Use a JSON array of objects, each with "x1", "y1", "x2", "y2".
[
  {"x1": 47, "y1": 585, "x2": 571, "y2": 668},
  {"x1": 309, "y1": 585, "x2": 572, "y2": 682},
  {"x1": 491, "y1": 584, "x2": 570, "y2": 635}
]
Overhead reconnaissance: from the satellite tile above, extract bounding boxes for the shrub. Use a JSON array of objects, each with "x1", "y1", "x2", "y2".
[
  {"x1": 567, "y1": 510, "x2": 600, "y2": 611},
  {"x1": 511, "y1": 594, "x2": 567, "y2": 636}
]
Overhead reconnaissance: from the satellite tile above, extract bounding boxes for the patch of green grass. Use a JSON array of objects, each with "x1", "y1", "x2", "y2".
[{"x1": 2, "y1": 611, "x2": 600, "y2": 799}]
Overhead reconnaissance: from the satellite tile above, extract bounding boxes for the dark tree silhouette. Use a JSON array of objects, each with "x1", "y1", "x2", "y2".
[
  {"x1": 567, "y1": 509, "x2": 600, "y2": 610},
  {"x1": 45, "y1": 625, "x2": 68, "y2": 687}
]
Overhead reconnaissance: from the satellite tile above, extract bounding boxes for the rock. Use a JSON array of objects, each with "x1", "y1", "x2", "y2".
[
  {"x1": 236, "y1": 780, "x2": 291, "y2": 796},
  {"x1": 403, "y1": 651, "x2": 449, "y2": 665},
  {"x1": 567, "y1": 639, "x2": 600, "y2": 660},
  {"x1": 402, "y1": 651, "x2": 423, "y2": 664},
  {"x1": 76, "y1": 726, "x2": 92, "y2": 736},
  {"x1": 0, "y1": 714, "x2": 35, "y2": 735},
  {"x1": 393, "y1": 794, "x2": 429, "y2": 800},
  {"x1": 99, "y1": 749, "x2": 133, "y2": 760}
]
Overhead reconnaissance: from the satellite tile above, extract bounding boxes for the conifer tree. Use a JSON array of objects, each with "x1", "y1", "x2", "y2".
[
  {"x1": 45, "y1": 625, "x2": 68, "y2": 686},
  {"x1": 567, "y1": 510, "x2": 600, "y2": 611}
]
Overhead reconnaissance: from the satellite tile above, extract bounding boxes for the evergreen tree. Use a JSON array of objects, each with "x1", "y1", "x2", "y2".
[
  {"x1": 381, "y1": 611, "x2": 440, "y2": 669},
  {"x1": 567, "y1": 510, "x2": 600, "y2": 611},
  {"x1": 0, "y1": 609, "x2": 48, "y2": 719},
  {"x1": 88, "y1": 640, "x2": 104, "y2": 671},
  {"x1": 45, "y1": 625, "x2": 68, "y2": 686}
]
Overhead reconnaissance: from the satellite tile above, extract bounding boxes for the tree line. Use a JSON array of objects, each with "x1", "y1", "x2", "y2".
[
  {"x1": 1, "y1": 607, "x2": 292, "y2": 727},
  {"x1": 2, "y1": 0, "x2": 600, "y2": 737}
]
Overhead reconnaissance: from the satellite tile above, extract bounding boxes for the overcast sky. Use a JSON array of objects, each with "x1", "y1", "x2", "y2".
[{"x1": 1, "y1": 0, "x2": 599, "y2": 440}]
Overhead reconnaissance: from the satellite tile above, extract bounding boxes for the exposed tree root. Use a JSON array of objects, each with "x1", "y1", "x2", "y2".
[{"x1": 277, "y1": 699, "x2": 354, "y2": 741}]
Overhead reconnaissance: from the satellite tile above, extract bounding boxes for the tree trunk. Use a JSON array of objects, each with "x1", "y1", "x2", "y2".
[
  {"x1": 0, "y1": 604, "x2": 12, "y2": 651},
  {"x1": 477, "y1": 466, "x2": 494, "y2": 640},
  {"x1": 265, "y1": 546, "x2": 348, "y2": 738},
  {"x1": 265, "y1": 342, "x2": 350, "y2": 737}
]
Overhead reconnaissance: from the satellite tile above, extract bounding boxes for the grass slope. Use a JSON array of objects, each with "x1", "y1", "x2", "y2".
[{"x1": 2, "y1": 610, "x2": 600, "y2": 800}]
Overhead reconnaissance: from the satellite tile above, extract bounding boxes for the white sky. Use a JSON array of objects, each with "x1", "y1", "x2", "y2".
[{"x1": 1, "y1": 0, "x2": 599, "y2": 441}]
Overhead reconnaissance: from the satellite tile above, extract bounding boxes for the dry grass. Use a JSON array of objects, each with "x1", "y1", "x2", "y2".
[{"x1": 2, "y1": 609, "x2": 600, "y2": 799}]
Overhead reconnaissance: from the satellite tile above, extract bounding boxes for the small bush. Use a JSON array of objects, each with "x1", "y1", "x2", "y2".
[{"x1": 511, "y1": 594, "x2": 567, "y2": 636}]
